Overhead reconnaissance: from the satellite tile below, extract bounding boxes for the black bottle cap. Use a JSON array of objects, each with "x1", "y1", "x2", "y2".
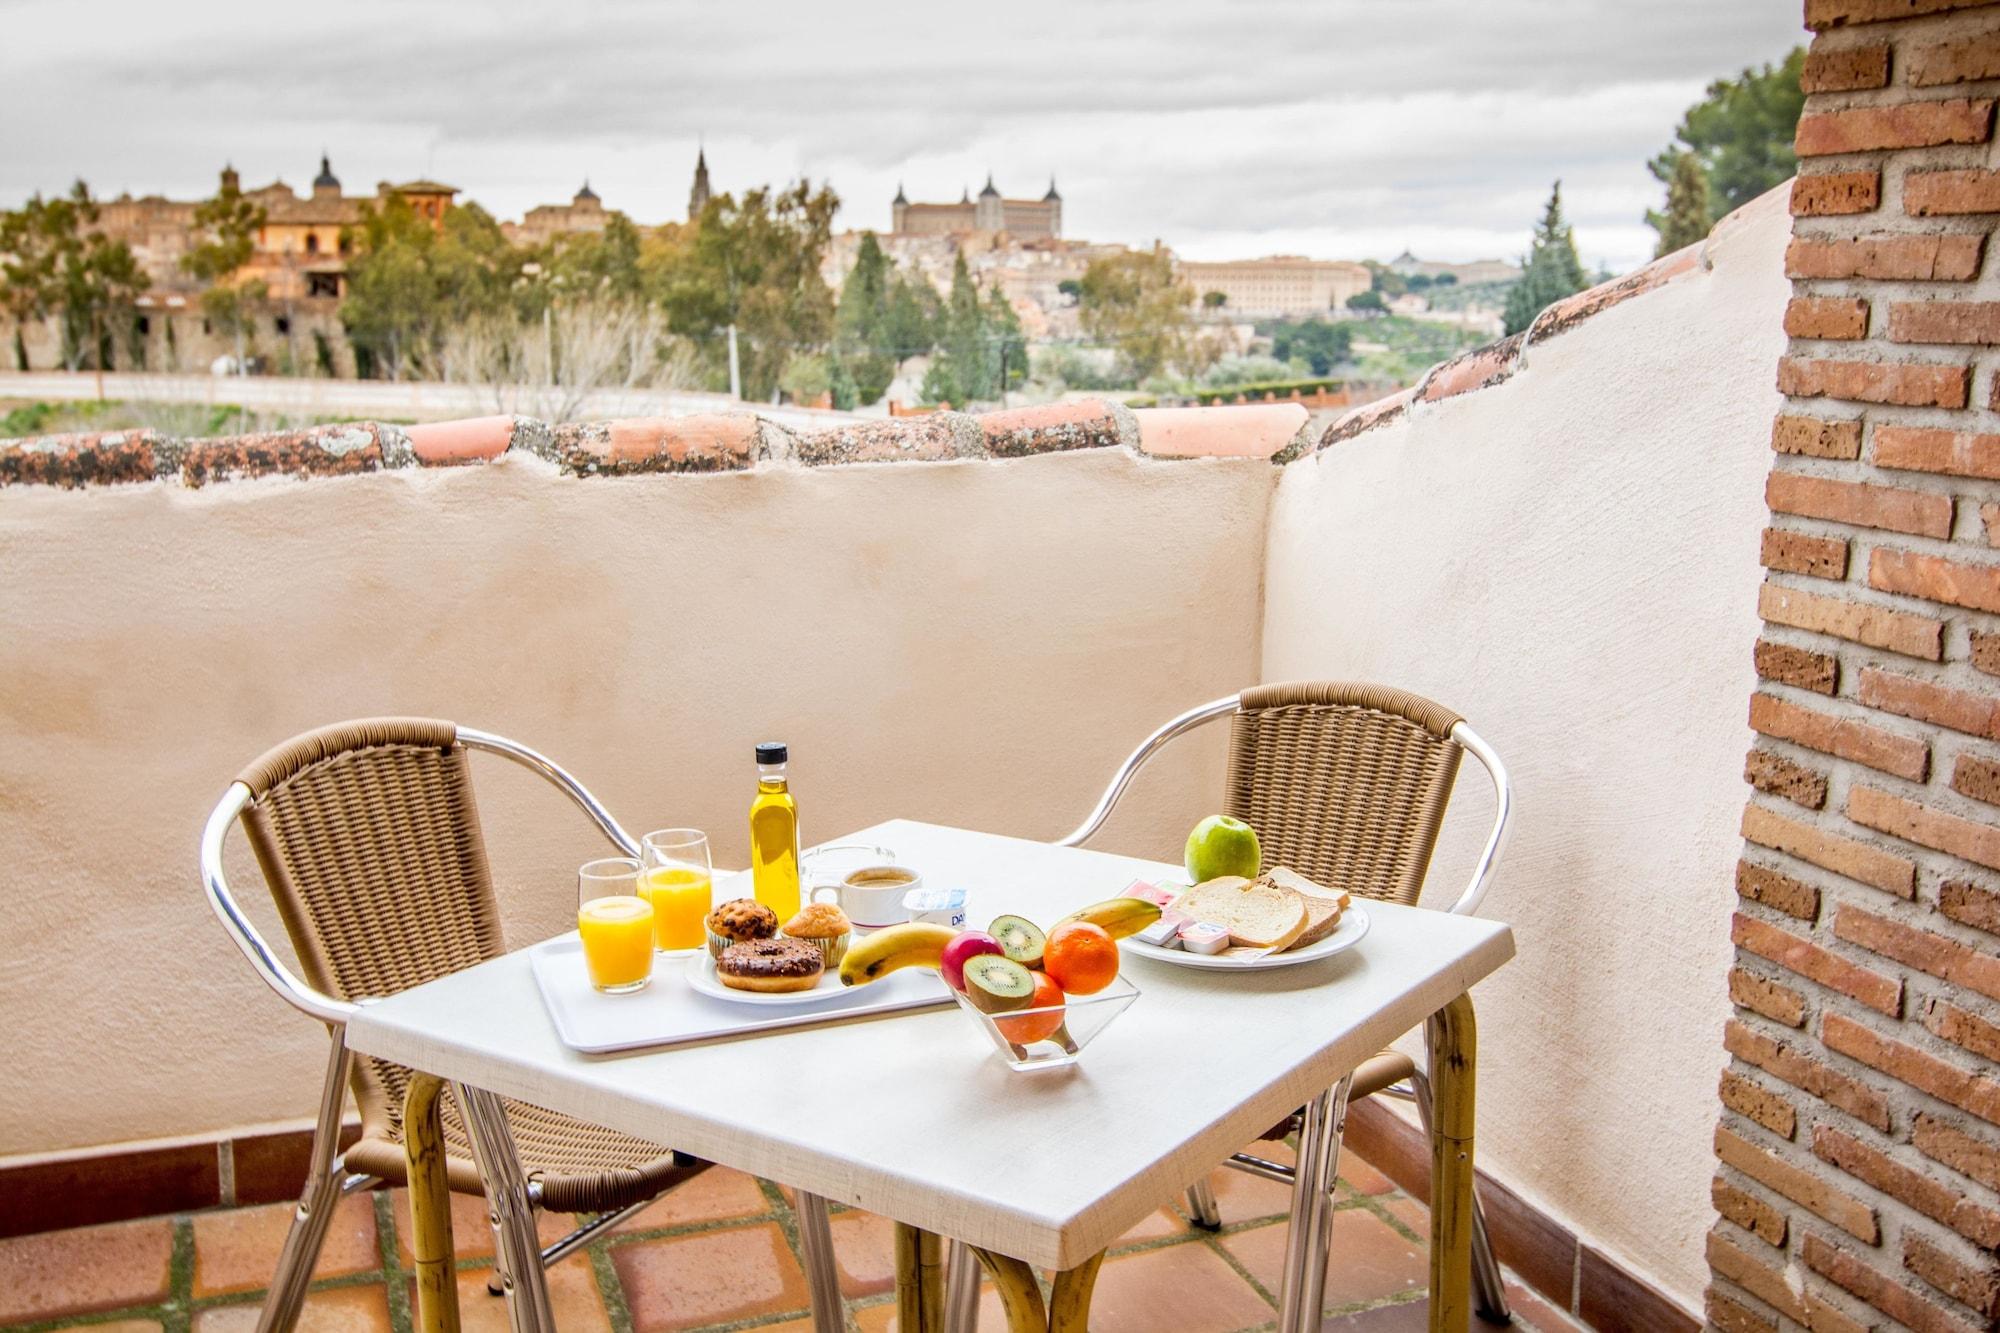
[{"x1": 755, "y1": 742, "x2": 788, "y2": 764}]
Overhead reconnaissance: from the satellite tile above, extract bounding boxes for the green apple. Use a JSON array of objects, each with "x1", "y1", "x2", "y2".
[{"x1": 1184, "y1": 814, "x2": 1262, "y2": 883}]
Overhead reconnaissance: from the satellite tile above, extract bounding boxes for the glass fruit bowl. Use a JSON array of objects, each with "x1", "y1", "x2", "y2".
[{"x1": 951, "y1": 974, "x2": 1140, "y2": 1072}]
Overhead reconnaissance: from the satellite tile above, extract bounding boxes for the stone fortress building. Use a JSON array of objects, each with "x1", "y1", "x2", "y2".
[
  {"x1": 1178, "y1": 255, "x2": 1373, "y2": 320},
  {"x1": 891, "y1": 175, "x2": 1061, "y2": 241}
]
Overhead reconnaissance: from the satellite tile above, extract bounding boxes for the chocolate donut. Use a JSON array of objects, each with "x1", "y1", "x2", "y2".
[{"x1": 715, "y1": 937, "x2": 825, "y2": 993}]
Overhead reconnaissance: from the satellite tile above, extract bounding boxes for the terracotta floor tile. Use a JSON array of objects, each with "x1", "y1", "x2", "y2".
[
  {"x1": 192, "y1": 1195, "x2": 379, "y2": 1297},
  {"x1": 828, "y1": 1209, "x2": 897, "y2": 1299},
  {"x1": 193, "y1": 1283, "x2": 392, "y2": 1333},
  {"x1": 1223, "y1": 1207, "x2": 1426, "y2": 1310},
  {"x1": 1340, "y1": 1151, "x2": 1397, "y2": 1197},
  {"x1": 1118, "y1": 1205, "x2": 1190, "y2": 1244},
  {"x1": 387, "y1": 1187, "x2": 568, "y2": 1264},
  {"x1": 611, "y1": 1220, "x2": 808, "y2": 1332},
  {"x1": 405, "y1": 1252, "x2": 609, "y2": 1333},
  {"x1": 1382, "y1": 1195, "x2": 1428, "y2": 1238},
  {"x1": 1319, "y1": 1298, "x2": 1431, "y2": 1332},
  {"x1": 1205, "y1": 1158, "x2": 1297, "y2": 1226},
  {"x1": 0, "y1": 1216, "x2": 175, "y2": 1323},
  {"x1": 613, "y1": 1168, "x2": 770, "y2": 1232},
  {"x1": 1087, "y1": 1241, "x2": 1275, "y2": 1333},
  {"x1": 854, "y1": 1286, "x2": 1008, "y2": 1332}
]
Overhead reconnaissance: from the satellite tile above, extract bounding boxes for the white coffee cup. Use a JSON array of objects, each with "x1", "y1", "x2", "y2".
[{"x1": 811, "y1": 864, "x2": 922, "y2": 927}]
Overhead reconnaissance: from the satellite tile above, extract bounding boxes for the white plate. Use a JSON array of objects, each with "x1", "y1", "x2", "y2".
[
  {"x1": 686, "y1": 953, "x2": 863, "y2": 1006},
  {"x1": 1121, "y1": 903, "x2": 1371, "y2": 971},
  {"x1": 527, "y1": 937, "x2": 950, "y2": 1052}
]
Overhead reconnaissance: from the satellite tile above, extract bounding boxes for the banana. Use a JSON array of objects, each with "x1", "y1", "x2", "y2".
[
  {"x1": 837, "y1": 922, "x2": 960, "y2": 986},
  {"x1": 1051, "y1": 896, "x2": 1164, "y2": 940}
]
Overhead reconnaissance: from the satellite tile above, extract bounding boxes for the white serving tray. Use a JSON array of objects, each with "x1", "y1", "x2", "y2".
[{"x1": 527, "y1": 935, "x2": 952, "y2": 1054}]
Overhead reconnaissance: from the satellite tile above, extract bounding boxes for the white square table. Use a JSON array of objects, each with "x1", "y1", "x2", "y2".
[{"x1": 348, "y1": 819, "x2": 1514, "y2": 1333}]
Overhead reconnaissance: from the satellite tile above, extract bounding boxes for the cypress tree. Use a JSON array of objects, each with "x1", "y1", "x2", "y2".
[
  {"x1": 1653, "y1": 152, "x2": 1713, "y2": 257},
  {"x1": 1503, "y1": 181, "x2": 1590, "y2": 336},
  {"x1": 923, "y1": 252, "x2": 988, "y2": 405},
  {"x1": 833, "y1": 231, "x2": 896, "y2": 403}
]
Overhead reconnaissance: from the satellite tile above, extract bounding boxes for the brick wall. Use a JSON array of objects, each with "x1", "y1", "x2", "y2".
[{"x1": 1712, "y1": 6, "x2": 2000, "y2": 1333}]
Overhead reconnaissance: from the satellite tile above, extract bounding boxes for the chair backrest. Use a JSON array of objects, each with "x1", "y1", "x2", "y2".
[
  {"x1": 1224, "y1": 682, "x2": 1464, "y2": 906},
  {"x1": 234, "y1": 717, "x2": 504, "y2": 1131}
]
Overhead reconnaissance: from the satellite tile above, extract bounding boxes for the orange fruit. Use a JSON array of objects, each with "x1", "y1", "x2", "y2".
[
  {"x1": 995, "y1": 972, "x2": 1065, "y2": 1044},
  {"x1": 1043, "y1": 921, "x2": 1119, "y2": 995}
]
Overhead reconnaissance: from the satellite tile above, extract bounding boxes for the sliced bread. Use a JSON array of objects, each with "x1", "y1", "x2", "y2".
[
  {"x1": 1176, "y1": 875, "x2": 1310, "y2": 950},
  {"x1": 1266, "y1": 867, "x2": 1351, "y2": 950}
]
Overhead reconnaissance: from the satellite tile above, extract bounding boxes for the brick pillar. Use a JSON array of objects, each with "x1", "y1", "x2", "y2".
[{"x1": 1711, "y1": 6, "x2": 2000, "y2": 1333}]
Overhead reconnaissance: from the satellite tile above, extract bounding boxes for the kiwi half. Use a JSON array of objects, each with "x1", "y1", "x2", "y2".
[
  {"x1": 989, "y1": 914, "x2": 1047, "y2": 969},
  {"x1": 961, "y1": 954, "x2": 1036, "y2": 1014}
]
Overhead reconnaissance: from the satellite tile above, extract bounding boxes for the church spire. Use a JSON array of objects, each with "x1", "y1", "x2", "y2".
[{"x1": 688, "y1": 146, "x2": 711, "y2": 222}]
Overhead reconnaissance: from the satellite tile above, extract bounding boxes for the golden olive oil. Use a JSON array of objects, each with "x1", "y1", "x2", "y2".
[{"x1": 748, "y1": 741, "x2": 801, "y2": 920}]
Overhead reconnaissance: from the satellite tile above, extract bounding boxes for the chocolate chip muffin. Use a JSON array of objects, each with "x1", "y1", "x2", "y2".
[
  {"x1": 706, "y1": 898, "x2": 779, "y2": 959},
  {"x1": 715, "y1": 937, "x2": 825, "y2": 993}
]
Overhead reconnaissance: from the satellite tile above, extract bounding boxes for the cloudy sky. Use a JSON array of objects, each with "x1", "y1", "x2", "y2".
[{"x1": 1, "y1": 0, "x2": 1805, "y2": 273}]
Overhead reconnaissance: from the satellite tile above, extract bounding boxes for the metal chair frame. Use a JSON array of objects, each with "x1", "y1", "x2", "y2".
[
  {"x1": 1050, "y1": 691, "x2": 1515, "y2": 1332},
  {"x1": 202, "y1": 726, "x2": 843, "y2": 1333}
]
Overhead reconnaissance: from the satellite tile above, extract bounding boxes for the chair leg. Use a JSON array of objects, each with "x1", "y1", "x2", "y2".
[
  {"x1": 1185, "y1": 1176, "x2": 1223, "y2": 1230},
  {"x1": 1275, "y1": 1073, "x2": 1353, "y2": 1333},
  {"x1": 1411, "y1": 1070, "x2": 1511, "y2": 1323},
  {"x1": 257, "y1": 1035, "x2": 354, "y2": 1333},
  {"x1": 943, "y1": 1239, "x2": 980, "y2": 1333},
  {"x1": 483, "y1": 1194, "x2": 664, "y2": 1298},
  {"x1": 455, "y1": 1084, "x2": 556, "y2": 1333},
  {"x1": 794, "y1": 1192, "x2": 845, "y2": 1331}
]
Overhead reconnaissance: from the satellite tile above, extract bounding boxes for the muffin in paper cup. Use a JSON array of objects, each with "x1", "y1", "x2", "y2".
[
  {"x1": 706, "y1": 898, "x2": 778, "y2": 959},
  {"x1": 780, "y1": 901, "x2": 853, "y2": 969},
  {"x1": 780, "y1": 928, "x2": 851, "y2": 970}
]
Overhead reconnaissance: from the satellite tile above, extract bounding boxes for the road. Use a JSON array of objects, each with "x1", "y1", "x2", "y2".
[{"x1": 0, "y1": 370, "x2": 864, "y2": 432}]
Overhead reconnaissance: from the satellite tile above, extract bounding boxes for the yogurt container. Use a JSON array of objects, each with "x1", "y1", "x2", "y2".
[{"x1": 902, "y1": 886, "x2": 968, "y2": 929}]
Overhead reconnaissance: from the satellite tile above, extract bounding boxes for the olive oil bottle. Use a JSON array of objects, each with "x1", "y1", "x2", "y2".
[{"x1": 748, "y1": 741, "x2": 801, "y2": 921}]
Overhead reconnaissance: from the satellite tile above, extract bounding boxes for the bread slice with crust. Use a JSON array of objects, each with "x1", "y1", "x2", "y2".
[
  {"x1": 1266, "y1": 867, "x2": 1352, "y2": 951},
  {"x1": 1176, "y1": 875, "x2": 1310, "y2": 950}
]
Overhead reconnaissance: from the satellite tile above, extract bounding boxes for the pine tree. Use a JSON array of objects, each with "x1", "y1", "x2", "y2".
[
  {"x1": 1654, "y1": 153, "x2": 1713, "y2": 257},
  {"x1": 1503, "y1": 181, "x2": 1589, "y2": 336}
]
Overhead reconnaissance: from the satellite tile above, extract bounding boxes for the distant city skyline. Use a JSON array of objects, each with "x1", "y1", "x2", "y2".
[{"x1": 1, "y1": 0, "x2": 1805, "y2": 273}]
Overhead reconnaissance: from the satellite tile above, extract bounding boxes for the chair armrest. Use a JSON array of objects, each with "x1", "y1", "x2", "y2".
[
  {"x1": 1443, "y1": 722, "x2": 1513, "y2": 917},
  {"x1": 458, "y1": 727, "x2": 641, "y2": 858},
  {"x1": 201, "y1": 783, "x2": 358, "y2": 1025},
  {"x1": 1058, "y1": 694, "x2": 1240, "y2": 848}
]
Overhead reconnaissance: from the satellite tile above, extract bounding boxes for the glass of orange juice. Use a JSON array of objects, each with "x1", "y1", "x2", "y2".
[
  {"x1": 577, "y1": 857, "x2": 654, "y2": 993},
  {"x1": 640, "y1": 829, "x2": 713, "y2": 953}
]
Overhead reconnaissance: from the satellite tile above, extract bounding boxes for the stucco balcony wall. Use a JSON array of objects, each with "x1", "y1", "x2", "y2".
[{"x1": 0, "y1": 441, "x2": 1277, "y2": 1151}]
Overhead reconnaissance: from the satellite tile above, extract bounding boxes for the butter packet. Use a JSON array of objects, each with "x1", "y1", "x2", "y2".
[{"x1": 1123, "y1": 878, "x2": 1187, "y2": 947}]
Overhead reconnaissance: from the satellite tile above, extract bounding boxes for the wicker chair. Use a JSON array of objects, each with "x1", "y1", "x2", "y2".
[
  {"x1": 1046, "y1": 682, "x2": 1513, "y2": 1332},
  {"x1": 198, "y1": 718, "x2": 841, "y2": 1332}
]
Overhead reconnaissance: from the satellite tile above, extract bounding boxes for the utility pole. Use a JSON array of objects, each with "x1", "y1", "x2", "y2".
[{"x1": 726, "y1": 323, "x2": 742, "y2": 400}]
